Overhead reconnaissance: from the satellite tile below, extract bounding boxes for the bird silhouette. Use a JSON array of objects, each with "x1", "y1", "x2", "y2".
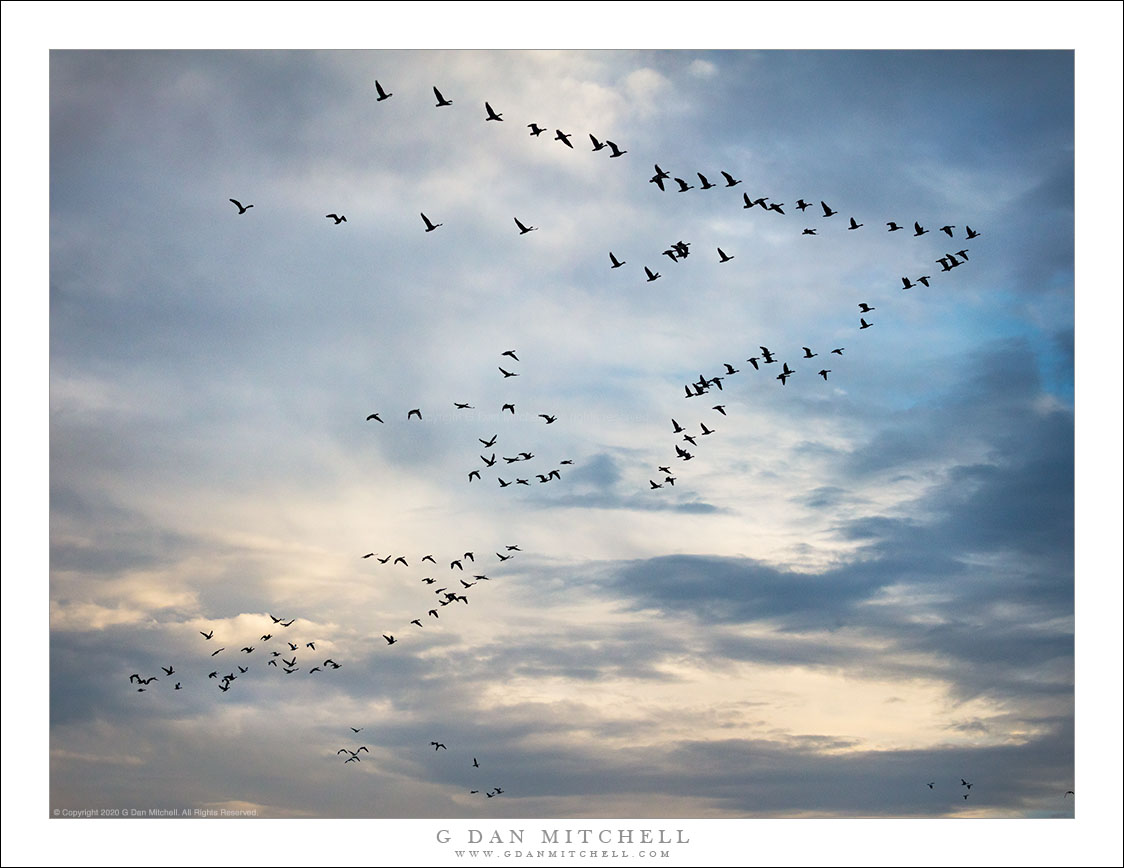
[
  {"x1": 609, "y1": 251, "x2": 626, "y2": 269},
  {"x1": 802, "y1": 228, "x2": 817, "y2": 235},
  {"x1": 589, "y1": 134, "x2": 606, "y2": 151},
  {"x1": 499, "y1": 367, "x2": 519, "y2": 378},
  {"x1": 606, "y1": 140, "x2": 627, "y2": 158},
  {"x1": 721, "y1": 171, "x2": 742, "y2": 187},
  {"x1": 913, "y1": 221, "x2": 928, "y2": 236},
  {"x1": 674, "y1": 177, "x2": 694, "y2": 192},
  {"x1": 421, "y1": 212, "x2": 442, "y2": 232},
  {"x1": 433, "y1": 86, "x2": 452, "y2": 107},
  {"x1": 697, "y1": 172, "x2": 716, "y2": 189},
  {"x1": 374, "y1": 80, "x2": 392, "y2": 101},
  {"x1": 717, "y1": 248, "x2": 734, "y2": 263},
  {"x1": 528, "y1": 123, "x2": 545, "y2": 136},
  {"x1": 325, "y1": 214, "x2": 347, "y2": 224},
  {"x1": 887, "y1": 221, "x2": 903, "y2": 231},
  {"x1": 484, "y1": 101, "x2": 503, "y2": 121},
  {"x1": 848, "y1": 217, "x2": 863, "y2": 230},
  {"x1": 821, "y1": 201, "x2": 838, "y2": 217},
  {"x1": 228, "y1": 198, "x2": 253, "y2": 214},
  {"x1": 644, "y1": 266, "x2": 661, "y2": 282},
  {"x1": 514, "y1": 217, "x2": 537, "y2": 235},
  {"x1": 408, "y1": 409, "x2": 422, "y2": 420},
  {"x1": 818, "y1": 369, "x2": 831, "y2": 380},
  {"x1": 860, "y1": 318, "x2": 874, "y2": 329},
  {"x1": 383, "y1": 634, "x2": 397, "y2": 645},
  {"x1": 555, "y1": 130, "x2": 573, "y2": 148},
  {"x1": 965, "y1": 226, "x2": 980, "y2": 239}
]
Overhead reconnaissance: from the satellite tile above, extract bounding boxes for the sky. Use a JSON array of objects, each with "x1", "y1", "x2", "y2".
[{"x1": 4, "y1": 4, "x2": 1123, "y2": 867}]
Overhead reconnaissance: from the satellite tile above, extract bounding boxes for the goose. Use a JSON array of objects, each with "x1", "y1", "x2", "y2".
[
  {"x1": 374, "y1": 80, "x2": 392, "y2": 101},
  {"x1": 420, "y1": 212, "x2": 442, "y2": 232},
  {"x1": 228, "y1": 198, "x2": 253, "y2": 214},
  {"x1": 433, "y1": 86, "x2": 452, "y2": 107},
  {"x1": 484, "y1": 101, "x2": 503, "y2": 121}
]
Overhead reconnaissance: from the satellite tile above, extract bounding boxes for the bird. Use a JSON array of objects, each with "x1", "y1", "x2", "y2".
[
  {"x1": 802, "y1": 229, "x2": 816, "y2": 235},
  {"x1": 886, "y1": 221, "x2": 903, "y2": 231},
  {"x1": 795, "y1": 199, "x2": 812, "y2": 211},
  {"x1": 200, "y1": 630, "x2": 213, "y2": 640},
  {"x1": 484, "y1": 101, "x2": 503, "y2": 121},
  {"x1": 420, "y1": 213, "x2": 442, "y2": 232},
  {"x1": 858, "y1": 302, "x2": 876, "y2": 313},
  {"x1": 431, "y1": 742, "x2": 447, "y2": 751},
  {"x1": 351, "y1": 727, "x2": 364, "y2": 733},
  {"x1": 901, "y1": 277, "x2": 916, "y2": 290},
  {"x1": 802, "y1": 347, "x2": 818, "y2": 358},
  {"x1": 746, "y1": 357, "x2": 760, "y2": 370},
  {"x1": 514, "y1": 217, "x2": 537, "y2": 235},
  {"x1": 325, "y1": 214, "x2": 347, "y2": 224},
  {"x1": 860, "y1": 318, "x2": 873, "y2": 329},
  {"x1": 644, "y1": 266, "x2": 661, "y2": 282},
  {"x1": 767, "y1": 202, "x2": 785, "y2": 214},
  {"x1": 410, "y1": 619, "x2": 423, "y2": 627},
  {"x1": 697, "y1": 172, "x2": 716, "y2": 189},
  {"x1": 501, "y1": 403, "x2": 516, "y2": 414},
  {"x1": 555, "y1": 130, "x2": 573, "y2": 148},
  {"x1": 913, "y1": 221, "x2": 928, "y2": 236},
  {"x1": 965, "y1": 226, "x2": 980, "y2": 239},
  {"x1": 454, "y1": 403, "x2": 473, "y2": 410},
  {"x1": 433, "y1": 86, "x2": 452, "y2": 107},
  {"x1": 940, "y1": 225, "x2": 956, "y2": 237},
  {"x1": 499, "y1": 367, "x2": 519, "y2": 378},
  {"x1": 228, "y1": 198, "x2": 253, "y2": 214},
  {"x1": 606, "y1": 141, "x2": 627, "y2": 158},
  {"x1": 674, "y1": 177, "x2": 694, "y2": 192},
  {"x1": 211, "y1": 648, "x2": 224, "y2": 656},
  {"x1": 760, "y1": 347, "x2": 777, "y2": 364},
  {"x1": 450, "y1": 560, "x2": 463, "y2": 570},
  {"x1": 700, "y1": 423, "x2": 714, "y2": 436},
  {"x1": 721, "y1": 171, "x2": 741, "y2": 187},
  {"x1": 649, "y1": 480, "x2": 663, "y2": 489},
  {"x1": 609, "y1": 251, "x2": 626, "y2": 269},
  {"x1": 589, "y1": 134, "x2": 606, "y2": 151},
  {"x1": 473, "y1": 758, "x2": 480, "y2": 768},
  {"x1": 374, "y1": 80, "x2": 392, "y2": 101},
  {"x1": 847, "y1": 217, "x2": 863, "y2": 230},
  {"x1": 502, "y1": 349, "x2": 519, "y2": 361},
  {"x1": 393, "y1": 557, "x2": 408, "y2": 566},
  {"x1": 365, "y1": 412, "x2": 383, "y2": 422},
  {"x1": 821, "y1": 201, "x2": 838, "y2": 217},
  {"x1": 818, "y1": 369, "x2": 831, "y2": 380},
  {"x1": 717, "y1": 248, "x2": 734, "y2": 263},
  {"x1": 831, "y1": 348, "x2": 844, "y2": 355},
  {"x1": 480, "y1": 435, "x2": 497, "y2": 448},
  {"x1": 928, "y1": 782, "x2": 935, "y2": 789},
  {"x1": 468, "y1": 470, "x2": 481, "y2": 482},
  {"x1": 917, "y1": 275, "x2": 931, "y2": 286},
  {"x1": 538, "y1": 414, "x2": 557, "y2": 424},
  {"x1": 408, "y1": 409, "x2": 422, "y2": 420},
  {"x1": 954, "y1": 249, "x2": 970, "y2": 261},
  {"x1": 383, "y1": 635, "x2": 397, "y2": 645},
  {"x1": 528, "y1": 123, "x2": 545, "y2": 136}
]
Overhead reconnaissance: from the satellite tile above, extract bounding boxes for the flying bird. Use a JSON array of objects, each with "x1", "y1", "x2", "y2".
[
  {"x1": 200, "y1": 630, "x2": 213, "y2": 640},
  {"x1": 228, "y1": 198, "x2": 253, "y2": 214},
  {"x1": 644, "y1": 266, "x2": 661, "y2": 282},
  {"x1": 499, "y1": 367, "x2": 519, "y2": 378},
  {"x1": 374, "y1": 80, "x2": 392, "y2": 101},
  {"x1": 717, "y1": 248, "x2": 734, "y2": 263},
  {"x1": 818, "y1": 369, "x2": 831, "y2": 380},
  {"x1": 795, "y1": 199, "x2": 812, "y2": 211},
  {"x1": 847, "y1": 217, "x2": 863, "y2": 230},
  {"x1": 821, "y1": 201, "x2": 838, "y2": 217},
  {"x1": 325, "y1": 214, "x2": 347, "y2": 224},
  {"x1": 721, "y1": 171, "x2": 742, "y2": 187},
  {"x1": 433, "y1": 86, "x2": 452, "y2": 107},
  {"x1": 914, "y1": 221, "x2": 928, "y2": 236},
  {"x1": 514, "y1": 217, "x2": 537, "y2": 235},
  {"x1": 501, "y1": 404, "x2": 515, "y2": 414},
  {"x1": 383, "y1": 635, "x2": 397, "y2": 645},
  {"x1": 555, "y1": 130, "x2": 573, "y2": 148},
  {"x1": 606, "y1": 140, "x2": 627, "y2": 158},
  {"x1": 886, "y1": 221, "x2": 903, "y2": 231},
  {"x1": 609, "y1": 251, "x2": 626, "y2": 269},
  {"x1": 408, "y1": 409, "x2": 422, "y2": 420},
  {"x1": 858, "y1": 302, "x2": 876, "y2": 313},
  {"x1": 420, "y1": 212, "x2": 442, "y2": 232},
  {"x1": 484, "y1": 101, "x2": 503, "y2": 121},
  {"x1": 365, "y1": 412, "x2": 383, "y2": 422},
  {"x1": 674, "y1": 177, "x2": 694, "y2": 192},
  {"x1": 589, "y1": 134, "x2": 606, "y2": 151},
  {"x1": 697, "y1": 172, "x2": 716, "y2": 190},
  {"x1": 860, "y1": 318, "x2": 874, "y2": 329},
  {"x1": 965, "y1": 226, "x2": 980, "y2": 239},
  {"x1": 802, "y1": 228, "x2": 817, "y2": 235},
  {"x1": 528, "y1": 123, "x2": 545, "y2": 136}
]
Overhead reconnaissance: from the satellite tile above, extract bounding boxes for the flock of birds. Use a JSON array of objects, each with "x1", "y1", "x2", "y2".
[
  {"x1": 360, "y1": 542, "x2": 525, "y2": 645},
  {"x1": 127, "y1": 613, "x2": 344, "y2": 696},
  {"x1": 116, "y1": 71, "x2": 1080, "y2": 817}
]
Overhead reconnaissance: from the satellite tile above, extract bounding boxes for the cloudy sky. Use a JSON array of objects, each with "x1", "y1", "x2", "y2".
[{"x1": 5, "y1": 4, "x2": 1123, "y2": 866}]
